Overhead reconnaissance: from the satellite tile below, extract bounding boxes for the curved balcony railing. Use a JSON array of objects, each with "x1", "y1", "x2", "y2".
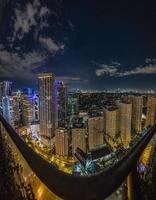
[{"x1": 0, "y1": 114, "x2": 156, "y2": 200}]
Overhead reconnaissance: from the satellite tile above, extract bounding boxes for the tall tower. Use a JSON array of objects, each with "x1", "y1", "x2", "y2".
[
  {"x1": 0, "y1": 82, "x2": 3, "y2": 114},
  {"x1": 38, "y1": 73, "x2": 55, "y2": 146},
  {"x1": 1, "y1": 81, "x2": 12, "y2": 96},
  {"x1": 54, "y1": 80, "x2": 67, "y2": 128},
  {"x1": 67, "y1": 95, "x2": 79, "y2": 116},
  {"x1": 88, "y1": 116, "x2": 104, "y2": 150},
  {"x1": 132, "y1": 96, "x2": 143, "y2": 133},
  {"x1": 0, "y1": 81, "x2": 12, "y2": 114},
  {"x1": 103, "y1": 107, "x2": 119, "y2": 141},
  {"x1": 21, "y1": 89, "x2": 39, "y2": 126},
  {"x1": 55, "y1": 128, "x2": 68, "y2": 156},
  {"x1": 21, "y1": 94, "x2": 33, "y2": 126},
  {"x1": 146, "y1": 96, "x2": 156, "y2": 127},
  {"x1": 72, "y1": 127, "x2": 86, "y2": 155},
  {"x1": 118, "y1": 102, "x2": 132, "y2": 147},
  {"x1": 2, "y1": 96, "x2": 20, "y2": 128}
]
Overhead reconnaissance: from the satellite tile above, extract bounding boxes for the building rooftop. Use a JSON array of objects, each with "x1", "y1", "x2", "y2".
[
  {"x1": 104, "y1": 105, "x2": 118, "y2": 111},
  {"x1": 38, "y1": 73, "x2": 54, "y2": 78}
]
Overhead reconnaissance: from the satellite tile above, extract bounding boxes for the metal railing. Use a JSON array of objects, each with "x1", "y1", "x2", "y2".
[{"x1": 0, "y1": 114, "x2": 156, "y2": 200}]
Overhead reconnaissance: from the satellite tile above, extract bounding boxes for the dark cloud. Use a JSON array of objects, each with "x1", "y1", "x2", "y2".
[{"x1": 1, "y1": 0, "x2": 156, "y2": 89}]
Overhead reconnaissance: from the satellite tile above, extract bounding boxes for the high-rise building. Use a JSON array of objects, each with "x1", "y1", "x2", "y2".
[
  {"x1": 21, "y1": 88, "x2": 39, "y2": 124},
  {"x1": 21, "y1": 94, "x2": 33, "y2": 126},
  {"x1": 118, "y1": 102, "x2": 132, "y2": 147},
  {"x1": 67, "y1": 95, "x2": 79, "y2": 116},
  {"x1": 32, "y1": 94, "x2": 39, "y2": 123},
  {"x1": 122, "y1": 95, "x2": 132, "y2": 104},
  {"x1": 88, "y1": 116, "x2": 104, "y2": 150},
  {"x1": 55, "y1": 128, "x2": 68, "y2": 156},
  {"x1": 0, "y1": 81, "x2": 12, "y2": 96},
  {"x1": 38, "y1": 73, "x2": 55, "y2": 146},
  {"x1": 21, "y1": 94, "x2": 39, "y2": 126},
  {"x1": 72, "y1": 127, "x2": 86, "y2": 155},
  {"x1": 0, "y1": 81, "x2": 12, "y2": 114},
  {"x1": 146, "y1": 96, "x2": 156, "y2": 127},
  {"x1": 2, "y1": 96, "x2": 20, "y2": 128},
  {"x1": 103, "y1": 107, "x2": 119, "y2": 141},
  {"x1": 0, "y1": 82, "x2": 3, "y2": 104},
  {"x1": 132, "y1": 96, "x2": 143, "y2": 133},
  {"x1": 54, "y1": 80, "x2": 67, "y2": 127},
  {"x1": 21, "y1": 88, "x2": 39, "y2": 126}
]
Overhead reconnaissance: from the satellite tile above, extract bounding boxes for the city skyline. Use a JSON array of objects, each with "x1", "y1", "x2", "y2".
[
  {"x1": 1, "y1": 0, "x2": 156, "y2": 90},
  {"x1": 1, "y1": 1, "x2": 156, "y2": 199},
  {"x1": 1, "y1": 76, "x2": 156, "y2": 199}
]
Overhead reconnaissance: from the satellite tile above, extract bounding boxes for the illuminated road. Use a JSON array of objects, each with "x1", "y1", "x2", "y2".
[
  {"x1": 140, "y1": 144, "x2": 153, "y2": 166},
  {"x1": 18, "y1": 127, "x2": 74, "y2": 174},
  {"x1": 25, "y1": 136, "x2": 74, "y2": 173},
  {"x1": 0, "y1": 114, "x2": 156, "y2": 200}
]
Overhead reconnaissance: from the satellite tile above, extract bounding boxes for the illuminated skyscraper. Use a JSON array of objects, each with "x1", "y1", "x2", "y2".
[
  {"x1": 21, "y1": 89, "x2": 39, "y2": 126},
  {"x1": 54, "y1": 80, "x2": 67, "y2": 127},
  {"x1": 103, "y1": 107, "x2": 119, "y2": 141},
  {"x1": 88, "y1": 116, "x2": 104, "y2": 150},
  {"x1": 55, "y1": 128, "x2": 68, "y2": 156},
  {"x1": 38, "y1": 73, "x2": 55, "y2": 146},
  {"x1": 72, "y1": 127, "x2": 86, "y2": 155},
  {"x1": 132, "y1": 96, "x2": 143, "y2": 133},
  {"x1": 67, "y1": 95, "x2": 79, "y2": 116},
  {"x1": 0, "y1": 81, "x2": 12, "y2": 96},
  {"x1": 2, "y1": 96, "x2": 20, "y2": 128},
  {"x1": 0, "y1": 85, "x2": 2, "y2": 114},
  {"x1": 32, "y1": 94, "x2": 39, "y2": 122},
  {"x1": 21, "y1": 94, "x2": 33, "y2": 126},
  {"x1": 118, "y1": 102, "x2": 132, "y2": 147},
  {"x1": 21, "y1": 94, "x2": 38, "y2": 126},
  {"x1": 0, "y1": 82, "x2": 3, "y2": 103},
  {"x1": 0, "y1": 81, "x2": 12, "y2": 114},
  {"x1": 146, "y1": 96, "x2": 156, "y2": 127}
]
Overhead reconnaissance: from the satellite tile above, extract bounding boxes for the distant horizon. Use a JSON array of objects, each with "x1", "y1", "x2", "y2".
[{"x1": 1, "y1": 76, "x2": 156, "y2": 92}]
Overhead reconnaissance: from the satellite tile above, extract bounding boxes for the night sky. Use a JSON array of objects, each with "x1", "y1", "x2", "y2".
[{"x1": 0, "y1": 0, "x2": 156, "y2": 90}]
